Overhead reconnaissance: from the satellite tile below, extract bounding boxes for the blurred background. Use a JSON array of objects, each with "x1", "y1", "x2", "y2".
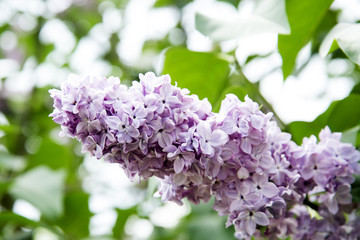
[{"x1": 1, "y1": 0, "x2": 360, "y2": 239}]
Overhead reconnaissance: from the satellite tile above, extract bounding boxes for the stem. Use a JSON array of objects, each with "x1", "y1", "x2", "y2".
[{"x1": 303, "y1": 196, "x2": 319, "y2": 212}]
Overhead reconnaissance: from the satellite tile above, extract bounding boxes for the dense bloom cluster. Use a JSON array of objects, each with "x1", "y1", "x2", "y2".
[
  {"x1": 50, "y1": 72, "x2": 227, "y2": 204},
  {"x1": 50, "y1": 72, "x2": 360, "y2": 240}
]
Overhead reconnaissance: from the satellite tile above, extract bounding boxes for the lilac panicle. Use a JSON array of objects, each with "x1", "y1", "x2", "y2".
[
  {"x1": 50, "y1": 72, "x2": 360, "y2": 240},
  {"x1": 49, "y1": 72, "x2": 228, "y2": 205}
]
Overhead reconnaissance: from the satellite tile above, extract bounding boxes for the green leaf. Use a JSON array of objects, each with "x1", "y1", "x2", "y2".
[
  {"x1": 351, "y1": 187, "x2": 360, "y2": 202},
  {"x1": 186, "y1": 215, "x2": 234, "y2": 240},
  {"x1": 326, "y1": 94, "x2": 360, "y2": 132},
  {"x1": 351, "y1": 175, "x2": 360, "y2": 202},
  {"x1": 320, "y1": 23, "x2": 360, "y2": 66},
  {"x1": 185, "y1": 202, "x2": 234, "y2": 240},
  {"x1": 61, "y1": 6, "x2": 102, "y2": 39},
  {"x1": 162, "y1": 47, "x2": 231, "y2": 104},
  {"x1": 0, "y1": 180, "x2": 10, "y2": 195},
  {"x1": 153, "y1": 0, "x2": 193, "y2": 8},
  {"x1": 341, "y1": 126, "x2": 360, "y2": 147},
  {"x1": 195, "y1": 0, "x2": 290, "y2": 41},
  {"x1": 0, "y1": 212, "x2": 39, "y2": 227},
  {"x1": 217, "y1": 0, "x2": 241, "y2": 8},
  {"x1": 278, "y1": 0, "x2": 334, "y2": 79},
  {"x1": 0, "y1": 124, "x2": 21, "y2": 153},
  {"x1": 146, "y1": 177, "x2": 159, "y2": 200},
  {"x1": 351, "y1": 82, "x2": 360, "y2": 95},
  {"x1": 58, "y1": 191, "x2": 92, "y2": 238},
  {"x1": 27, "y1": 137, "x2": 72, "y2": 170},
  {"x1": 9, "y1": 166, "x2": 66, "y2": 220},
  {"x1": 311, "y1": 9, "x2": 338, "y2": 53},
  {"x1": 0, "y1": 151, "x2": 26, "y2": 172},
  {"x1": 289, "y1": 94, "x2": 360, "y2": 144},
  {"x1": 288, "y1": 121, "x2": 320, "y2": 145},
  {"x1": 112, "y1": 207, "x2": 137, "y2": 238}
]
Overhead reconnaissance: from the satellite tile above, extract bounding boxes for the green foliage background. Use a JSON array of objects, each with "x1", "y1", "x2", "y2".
[{"x1": 0, "y1": 0, "x2": 360, "y2": 239}]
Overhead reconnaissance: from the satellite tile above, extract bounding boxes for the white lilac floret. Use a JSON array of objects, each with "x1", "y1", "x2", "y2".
[{"x1": 49, "y1": 72, "x2": 360, "y2": 240}]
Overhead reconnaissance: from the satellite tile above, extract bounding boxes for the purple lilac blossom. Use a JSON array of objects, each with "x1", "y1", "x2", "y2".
[
  {"x1": 50, "y1": 72, "x2": 360, "y2": 240},
  {"x1": 210, "y1": 94, "x2": 300, "y2": 239},
  {"x1": 49, "y1": 72, "x2": 227, "y2": 204}
]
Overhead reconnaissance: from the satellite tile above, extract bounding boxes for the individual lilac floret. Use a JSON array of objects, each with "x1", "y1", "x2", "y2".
[
  {"x1": 234, "y1": 204, "x2": 270, "y2": 236},
  {"x1": 195, "y1": 121, "x2": 228, "y2": 157}
]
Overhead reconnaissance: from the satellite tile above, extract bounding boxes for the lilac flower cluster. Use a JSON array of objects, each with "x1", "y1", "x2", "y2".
[
  {"x1": 50, "y1": 72, "x2": 227, "y2": 205},
  {"x1": 209, "y1": 94, "x2": 360, "y2": 239},
  {"x1": 50, "y1": 72, "x2": 360, "y2": 240}
]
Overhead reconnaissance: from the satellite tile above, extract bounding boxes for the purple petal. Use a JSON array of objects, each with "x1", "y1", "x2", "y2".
[
  {"x1": 222, "y1": 120, "x2": 236, "y2": 134},
  {"x1": 237, "y1": 167, "x2": 249, "y2": 179},
  {"x1": 167, "y1": 96, "x2": 182, "y2": 106},
  {"x1": 94, "y1": 144, "x2": 103, "y2": 159},
  {"x1": 163, "y1": 118, "x2": 175, "y2": 131},
  {"x1": 188, "y1": 173, "x2": 202, "y2": 185},
  {"x1": 239, "y1": 183, "x2": 250, "y2": 195},
  {"x1": 337, "y1": 184, "x2": 351, "y2": 195},
  {"x1": 245, "y1": 193, "x2": 260, "y2": 203},
  {"x1": 271, "y1": 200, "x2": 286, "y2": 209},
  {"x1": 106, "y1": 116, "x2": 121, "y2": 129},
  {"x1": 221, "y1": 147, "x2": 233, "y2": 161},
  {"x1": 88, "y1": 119, "x2": 102, "y2": 133},
  {"x1": 159, "y1": 83, "x2": 172, "y2": 98},
  {"x1": 197, "y1": 122, "x2": 211, "y2": 139},
  {"x1": 230, "y1": 200, "x2": 243, "y2": 212},
  {"x1": 199, "y1": 139, "x2": 214, "y2": 156},
  {"x1": 301, "y1": 168, "x2": 314, "y2": 180},
  {"x1": 237, "y1": 210, "x2": 250, "y2": 220},
  {"x1": 253, "y1": 173, "x2": 267, "y2": 185},
  {"x1": 262, "y1": 182, "x2": 279, "y2": 198},
  {"x1": 148, "y1": 118, "x2": 162, "y2": 130},
  {"x1": 127, "y1": 126, "x2": 140, "y2": 138},
  {"x1": 151, "y1": 157, "x2": 163, "y2": 169},
  {"x1": 241, "y1": 139, "x2": 252, "y2": 154},
  {"x1": 245, "y1": 218, "x2": 256, "y2": 235},
  {"x1": 314, "y1": 173, "x2": 329, "y2": 187},
  {"x1": 174, "y1": 158, "x2": 184, "y2": 174},
  {"x1": 182, "y1": 152, "x2": 195, "y2": 161},
  {"x1": 163, "y1": 145, "x2": 178, "y2": 158},
  {"x1": 253, "y1": 211, "x2": 269, "y2": 226},
  {"x1": 225, "y1": 189, "x2": 238, "y2": 198},
  {"x1": 76, "y1": 122, "x2": 87, "y2": 134},
  {"x1": 209, "y1": 129, "x2": 229, "y2": 147},
  {"x1": 276, "y1": 132, "x2": 291, "y2": 144},
  {"x1": 173, "y1": 173, "x2": 187, "y2": 186},
  {"x1": 339, "y1": 145, "x2": 354, "y2": 158},
  {"x1": 318, "y1": 159, "x2": 333, "y2": 171},
  {"x1": 159, "y1": 132, "x2": 173, "y2": 148},
  {"x1": 327, "y1": 196, "x2": 339, "y2": 214},
  {"x1": 250, "y1": 114, "x2": 264, "y2": 129},
  {"x1": 337, "y1": 192, "x2": 352, "y2": 205},
  {"x1": 238, "y1": 118, "x2": 249, "y2": 133}
]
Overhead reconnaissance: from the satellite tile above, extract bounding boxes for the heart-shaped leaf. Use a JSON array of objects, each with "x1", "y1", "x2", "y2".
[
  {"x1": 320, "y1": 23, "x2": 360, "y2": 66},
  {"x1": 289, "y1": 94, "x2": 360, "y2": 144},
  {"x1": 162, "y1": 47, "x2": 231, "y2": 105},
  {"x1": 278, "y1": 0, "x2": 334, "y2": 79},
  {"x1": 195, "y1": 0, "x2": 290, "y2": 41},
  {"x1": 9, "y1": 166, "x2": 66, "y2": 220}
]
